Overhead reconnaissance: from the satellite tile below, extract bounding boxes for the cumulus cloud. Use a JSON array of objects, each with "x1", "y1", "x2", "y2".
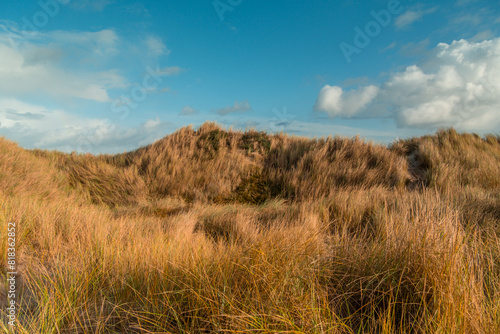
[
  {"x1": 0, "y1": 98, "x2": 171, "y2": 153},
  {"x1": 214, "y1": 100, "x2": 252, "y2": 115},
  {"x1": 314, "y1": 85, "x2": 379, "y2": 117},
  {"x1": 314, "y1": 38, "x2": 500, "y2": 132}
]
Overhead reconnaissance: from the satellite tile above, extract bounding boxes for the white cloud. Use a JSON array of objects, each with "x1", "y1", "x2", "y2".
[
  {"x1": 121, "y1": 3, "x2": 151, "y2": 16},
  {"x1": 0, "y1": 26, "x2": 127, "y2": 102},
  {"x1": 1, "y1": 25, "x2": 120, "y2": 61},
  {"x1": 0, "y1": 98, "x2": 171, "y2": 153},
  {"x1": 71, "y1": 0, "x2": 115, "y2": 11},
  {"x1": 180, "y1": 105, "x2": 198, "y2": 115},
  {"x1": 456, "y1": 0, "x2": 477, "y2": 5},
  {"x1": 49, "y1": 29, "x2": 120, "y2": 57},
  {"x1": 0, "y1": 22, "x2": 184, "y2": 153},
  {"x1": 0, "y1": 98, "x2": 106, "y2": 146},
  {"x1": 395, "y1": 7, "x2": 437, "y2": 29},
  {"x1": 146, "y1": 36, "x2": 170, "y2": 57},
  {"x1": 214, "y1": 100, "x2": 252, "y2": 115},
  {"x1": 314, "y1": 38, "x2": 500, "y2": 132},
  {"x1": 469, "y1": 30, "x2": 495, "y2": 43},
  {"x1": 399, "y1": 39, "x2": 430, "y2": 56},
  {"x1": 143, "y1": 117, "x2": 161, "y2": 128},
  {"x1": 0, "y1": 44, "x2": 110, "y2": 102},
  {"x1": 380, "y1": 42, "x2": 397, "y2": 53},
  {"x1": 452, "y1": 13, "x2": 482, "y2": 26},
  {"x1": 155, "y1": 66, "x2": 185, "y2": 76},
  {"x1": 395, "y1": 11, "x2": 423, "y2": 28},
  {"x1": 314, "y1": 85, "x2": 379, "y2": 117}
]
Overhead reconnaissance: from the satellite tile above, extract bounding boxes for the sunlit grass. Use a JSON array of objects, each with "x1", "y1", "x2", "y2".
[{"x1": 1, "y1": 125, "x2": 499, "y2": 333}]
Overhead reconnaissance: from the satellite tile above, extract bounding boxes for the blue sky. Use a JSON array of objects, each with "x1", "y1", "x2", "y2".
[{"x1": 0, "y1": 0, "x2": 499, "y2": 153}]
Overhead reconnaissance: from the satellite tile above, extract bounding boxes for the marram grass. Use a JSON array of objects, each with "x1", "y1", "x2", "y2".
[{"x1": 1, "y1": 124, "x2": 499, "y2": 333}]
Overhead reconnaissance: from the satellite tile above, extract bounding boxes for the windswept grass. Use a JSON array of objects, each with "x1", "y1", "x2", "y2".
[{"x1": 1, "y1": 125, "x2": 499, "y2": 333}]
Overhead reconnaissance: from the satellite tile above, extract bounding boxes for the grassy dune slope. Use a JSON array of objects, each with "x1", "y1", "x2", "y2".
[{"x1": 1, "y1": 124, "x2": 499, "y2": 333}]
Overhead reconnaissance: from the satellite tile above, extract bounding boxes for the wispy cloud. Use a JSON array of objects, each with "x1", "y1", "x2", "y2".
[
  {"x1": 452, "y1": 13, "x2": 482, "y2": 26},
  {"x1": 395, "y1": 7, "x2": 438, "y2": 29},
  {"x1": 469, "y1": 30, "x2": 495, "y2": 42},
  {"x1": 213, "y1": 100, "x2": 252, "y2": 115},
  {"x1": 380, "y1": 42, "x2": 397, "y2": 53},
  {"x1": 0, "y1": 20, "x2": 187, "y2": 153},
  {"x1": 49, "y1": 29, "x2": 120, "y2": 57},
  {"x1": 456, "y1": 0, "x2": 477, "y2": 5},
  {"x1": 0, "y1": 22, "x2": 185, "y2": 105},
  {"x1": 145, "y1": 36, "x2": 170, "y2": 57},
  {"x1": 179, "y1": 105, "x2": 199, "y2": 116},
  {"x1": 70, "y1": 0, "x2": 116, "y2": 12},
  {"x1": 120, "y1": 2, "x2": 151, "y2": 16},
  {"x1": 399, "y1": 39, "x2": 430, "y2": 57},
  {"x1": 155, "y1": 66, "x2": 185, "y2": 76}
]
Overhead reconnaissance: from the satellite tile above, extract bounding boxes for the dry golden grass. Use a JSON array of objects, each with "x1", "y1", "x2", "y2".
[{"x1": 1, "y1": 125, "x2": 499, "y2": 333}]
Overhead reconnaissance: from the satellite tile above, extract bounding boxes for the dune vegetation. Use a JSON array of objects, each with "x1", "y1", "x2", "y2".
[{"x1": 1, "y1": 123, "x2": 499, "y2": 333}]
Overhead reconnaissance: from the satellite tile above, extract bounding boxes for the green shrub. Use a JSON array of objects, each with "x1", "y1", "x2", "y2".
[{"x1": 239, "y1": 131, "x2": 271, "y2": 154}]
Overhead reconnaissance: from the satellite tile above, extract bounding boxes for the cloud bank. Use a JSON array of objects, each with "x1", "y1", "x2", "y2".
[
  {"x1": 0, "y1": 98, "x2": 170, "y2": 153},
  {"x1": 315, "y1": 38, "x2": 500, "y2": 131}
]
